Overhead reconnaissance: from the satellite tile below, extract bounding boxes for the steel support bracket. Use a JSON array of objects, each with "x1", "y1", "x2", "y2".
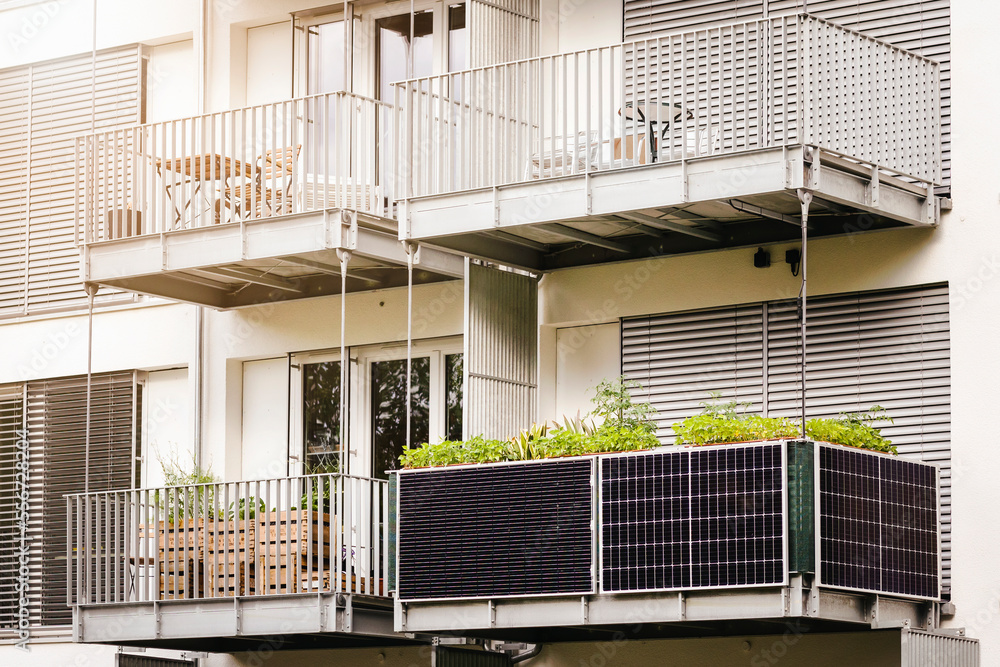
[
  {"x1": 803, "y1": 148, "x2": 821, "y2": 190},
  {"x1": 153, "y1": 600, "x2": 162, "y2": 639},
  {"x1": 867, "y1": 164, "x2": 880, "y2": 208}
]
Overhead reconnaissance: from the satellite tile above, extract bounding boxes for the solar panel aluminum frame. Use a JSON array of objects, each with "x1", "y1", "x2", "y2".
[
  {"x1": 813, "y1": 442, "x2": 942, "y2": 602},
  {"x1": 597, "y1": 441, "x2": 790, "y2": 595},
  {"x1": 394, "y1": 455, "x2": 599, "y2": 603}
]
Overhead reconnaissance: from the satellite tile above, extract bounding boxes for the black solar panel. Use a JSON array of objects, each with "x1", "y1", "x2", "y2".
[
  {"x1": 819, "y1": 445, "x2": 939, "y2": 599},
  {"x1": 396, "y1": 459, "x2": 594, "y2": 601},
  {"x1": 602, "y1": 443, "x2": 785, "y2": 592}
]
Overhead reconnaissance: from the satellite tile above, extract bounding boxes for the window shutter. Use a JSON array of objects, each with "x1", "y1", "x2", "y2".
[
  {"x1": 468, "y1": 0, "x2": 539, "y2": 67},
  {"x1": 464, "y1": 262, "x2": 538, "y2": 440},
  {"x1": 766, "y1": 284, "x2": 952, "y2": 589},
  {"x1": 622, "y1": 303, "x2": 764, "y2": 441},
  {"x1": 622, "y1": 283, "x2": 951, "y2": 590},
  {"x1": 0, "y1": 67, "x2": 29, "y2": 316},
  {"x1": 26, "y1": 47, "x2": 144, "y2": 312},
  {"x1": 26, "y1": 371, "x2": 139, "y2": 626},
  {"x1": 623, "y1": 0, "x2": 950, "y2": 183},
  {"x1": 624, "y1": 0, "x2": 765, "y2": 38},
  {"x1": 0, "y1": 386, "x2": 25, "y2": 629}
]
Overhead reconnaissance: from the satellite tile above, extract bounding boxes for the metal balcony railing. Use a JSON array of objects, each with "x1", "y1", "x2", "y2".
[
  {"x1": 67, "y1": 473, "x2": 390, "y2": 605},
  {"x1": 77, "y1": 92, "x2": 396, "y2": 243},
  {"x1": 395, "y1": 13, "x2": 941, "y2": 200}
]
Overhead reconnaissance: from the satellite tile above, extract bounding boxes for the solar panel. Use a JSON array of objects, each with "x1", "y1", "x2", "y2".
[
  {"x1": 601, "y1": 443, "x2": 786, "y2": 592},
  {"x1": 818, "y1": 444, "x2": 939, "y2": 599},
  {"x1": 396, "y1": 458, "x2": 594, "y2": 601}
]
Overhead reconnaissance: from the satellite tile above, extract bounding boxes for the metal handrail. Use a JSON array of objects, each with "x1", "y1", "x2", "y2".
[{"x1": 67, "y1": 472, "x2": 391, "y2": 605}]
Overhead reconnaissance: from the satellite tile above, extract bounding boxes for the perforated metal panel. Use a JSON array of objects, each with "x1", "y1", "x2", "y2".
[
  {"x1": 623, "y1": 0, "x2": 951, "y2": 184},
  {"x1": 396, "y1": 458, "x2": 593, "y2": 601},
  {"x1": 601, "y1": 443, "x2": 785, "y2": 593},
  {"x1": 818, "y1": 444, "x2": 939, "y2": 599}
]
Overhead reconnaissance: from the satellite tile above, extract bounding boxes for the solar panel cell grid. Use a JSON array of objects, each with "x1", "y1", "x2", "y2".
[
  {"x1": 819, "y1": 445, "x2": 939, "y2": 599},
  {"x1": 602, "y1": 443, "x2": 785, "y2": 593}
]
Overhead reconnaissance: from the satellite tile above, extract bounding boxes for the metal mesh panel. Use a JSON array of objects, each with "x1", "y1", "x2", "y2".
[
  {"x1": 397, "y1": 459, "x2": 593, "y2": 600},
  {"x1": 601, "y1": 443, "x2": 785, "y2": 593}
]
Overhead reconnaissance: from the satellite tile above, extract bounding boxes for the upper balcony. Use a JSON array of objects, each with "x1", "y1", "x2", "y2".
[
  {"x1": 395, "y1": 14, "x2": 943, "y2": 270},
  {"x1": 77, "y1": 92, "x2": 463, "y2": 308},
  {"x1": 67, "y1": 472, "x2": 408, "y2": 651}
]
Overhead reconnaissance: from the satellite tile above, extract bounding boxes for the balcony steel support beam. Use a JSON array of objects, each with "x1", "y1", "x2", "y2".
[{"x1": 614, "y1": 211, "x2": 721, "y2": 243}]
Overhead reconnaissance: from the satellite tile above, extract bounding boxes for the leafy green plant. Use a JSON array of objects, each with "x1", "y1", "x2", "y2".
[
  {"x1": 671, "y1": 393, "x2": 896, "y2": 454},
  {"x1": 399, "y1": 377, "x2": 660, "y2": 468},
  {"x1": 228, "y1": 496, "x2": 266, "y2": 520},
  {"x1": 806, "y1": 406, "x2": 896, "y2": 454},
  {"x1": 591, "y1": 376, "x2": 657, "y2": 433},
  {"x1": 154, "y1": 451, "x2": 220, "y2": 522},
  {"x1": 400, "y1": 435, "x2": 511, "y2": 468}
]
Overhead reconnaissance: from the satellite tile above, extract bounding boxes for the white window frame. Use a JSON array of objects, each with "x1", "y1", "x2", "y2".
[
  {"x1": 356, "y1": 337, "x2": 463, "y2": 477},
  {"x1": 292, "y1": 336, "x2": 463, "y2": 478},
  {"x1": 290, "y1": 348, "x2": 345, "y2": 478},
  {"x1": 294, "y1": 0, "x2": 466, "y2": 99}
]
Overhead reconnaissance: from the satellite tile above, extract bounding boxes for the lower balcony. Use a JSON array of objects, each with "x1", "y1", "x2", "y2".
[
  {"x1": 393, "y1": 440, "x2": 944, "y2": 641},
  {"x1": 67, "y1": 473, "x2": 410, "y2": 652},
  {"x1": 77, "y1": 91, "x2": 463, "y2": 309}
]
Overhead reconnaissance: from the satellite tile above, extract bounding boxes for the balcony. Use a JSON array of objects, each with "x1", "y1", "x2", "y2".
[
  {"x1": 77, "y1": 92, "x2": 463, "y2": 309},
  {"x1": 393, "y1": 441, "x2": 944, "y2": 640},
  {"x1": 67, "y1": 473, "x2": 409, "y2": 651},
  {"x1": 395, "y1": 14, "x2": 943, "y2": 270}
]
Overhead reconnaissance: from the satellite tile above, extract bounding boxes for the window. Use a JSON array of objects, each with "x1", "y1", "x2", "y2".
[
  {"x1": 302, "y1": 360, "x2": 342, "y2": 473},
  {"x1": 377, "y1": 10, "x2": 435, "y2": 102},
  {"x1": 448, "y1": 3, "x2": 468, "y2": 73},
  {"x1": 0, "y1": 372, "x2": 141, "y2": 628},
  {"x1": 361, "y1": 342, "x2": 463, "y2": 479},
  {"x1": 0, "y1": 47, "x2": 143, "y2": 318},
  {"x1": 296, "y1": 2, "x2": 468, "y2": 100},
  {"x1": 294, "y1": 340, "x2": 463, "y2": 479},
  {"x1": 307, "y1": 19, "x2": 347, "y2": 94},
  {"x1": 294, "y1": 342, "x2": 463, "y2": 478}
]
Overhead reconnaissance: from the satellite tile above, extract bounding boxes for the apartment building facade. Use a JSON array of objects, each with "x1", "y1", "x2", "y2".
[{"x1": 0, "y1": 0, "x2": 994, "y2": 665}]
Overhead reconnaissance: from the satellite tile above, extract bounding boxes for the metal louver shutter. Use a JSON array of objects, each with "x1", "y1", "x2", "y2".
[
  {"x1": 623, "y1": 0, "x2": 950, "y2": 184},
  {"x1": 622, "y1": 303, "x2": 764, "y2": 441},
  {"x1": 0, "y1": 386, "x2": 25, "y2": 629},
  {"x1": 26, "y1": 371, "x2": 139, "y2": 626},
  {"x1": 624, "y1": 0, "x2": 765, "y2": 37},
  {"x1": 469, "y1": 0, "x2": 539, "y2": 67},
  {"x1": 464, "y1": 262, "x2": 538, "y2": 440},
  {"x1": 26, "y1": 47, "x2": 143, "y2": 313},
  {"x1": 767, "y1": 284, "x2": 951, "y2": 589},
  {"x1": 0, "y1": 68, "x2": 29, "y2": 316},
  {"x1": 624, "y1": 284, "x2": 950, "y2": 589}
]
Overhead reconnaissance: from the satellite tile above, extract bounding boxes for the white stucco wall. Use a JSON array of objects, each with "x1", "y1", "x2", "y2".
[
  {"x1": 0, "y1": 0, "x2": 997, "y2": 664},
  {"x1": 0, "y1": 0, "x2": 196, "y2": 67}
]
